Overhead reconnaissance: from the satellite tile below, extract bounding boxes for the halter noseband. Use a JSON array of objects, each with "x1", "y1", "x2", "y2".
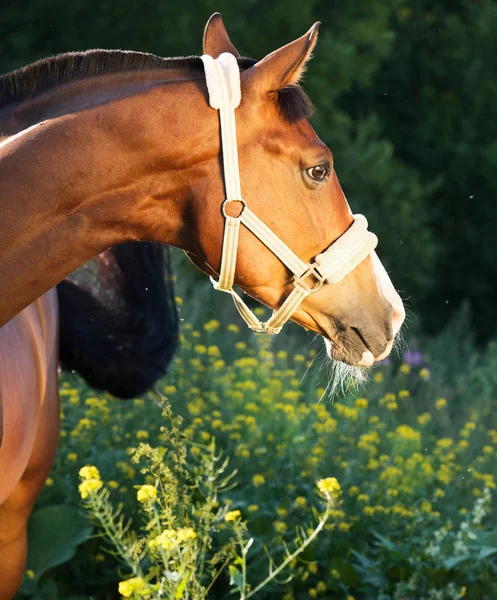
[{"x1": 201, "y1": 53, "x2": 378, "y2": 334}]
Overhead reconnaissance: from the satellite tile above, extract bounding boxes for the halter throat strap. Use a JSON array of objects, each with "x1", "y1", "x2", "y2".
[{"x1": 201, "y1": 53, "x2": 378, "y2": 334}]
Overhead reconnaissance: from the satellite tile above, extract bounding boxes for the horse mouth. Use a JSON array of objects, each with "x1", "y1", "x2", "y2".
[
  {"x1": 293, "y1": 309, "x2": 390, "y2": 367},
  {"x1": 324, "y1": 337, "x2": 375, "y2": 367}
]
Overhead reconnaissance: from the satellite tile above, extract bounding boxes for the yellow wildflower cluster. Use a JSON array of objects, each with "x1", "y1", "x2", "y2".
[
  {"x1": 148, "y1": 527, "x2": 197, "y2": 551},
  {"x1": 118, "y1": 577, "x2": 149, "y2": 598},
  {"x1": 78, "y1": 465, "x2": 102, "y2": 499},
  {"x1": 136, "y1": 485, "x2": 157, "y2": 504},
  {"x1": 317, "y1": 477, "x2": 341, "y2": 497},
  {"x1": 224, "y1": 509, "x2": 241, "y2": 522}
]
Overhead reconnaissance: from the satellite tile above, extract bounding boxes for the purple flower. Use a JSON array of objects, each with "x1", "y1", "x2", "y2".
[{"x1": 403, "y1": 350, "x2": 423, "y2": 367}]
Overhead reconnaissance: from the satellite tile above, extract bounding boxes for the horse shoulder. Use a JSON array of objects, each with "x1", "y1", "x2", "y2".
[{"x1": 0, "y1": 289, "x2": 58, "y2": 505}]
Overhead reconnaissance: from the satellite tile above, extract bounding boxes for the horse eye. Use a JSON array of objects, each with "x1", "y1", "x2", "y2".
[{"x1": 306, "y1": 163, "x2": 330, "y2": 182}]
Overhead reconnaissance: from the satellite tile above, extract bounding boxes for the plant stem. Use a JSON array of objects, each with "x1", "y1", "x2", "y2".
[{"x1": 245, "y1": 507, "x2": 330, "y2": 599}]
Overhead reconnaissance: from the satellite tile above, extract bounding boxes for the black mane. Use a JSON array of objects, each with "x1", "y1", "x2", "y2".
[
  {"x1": 0, "y1": 49, "x2": 313, "y2": 122},
  {"x1": 0, "y1": 50, "x2": 203, "y2": 108}
]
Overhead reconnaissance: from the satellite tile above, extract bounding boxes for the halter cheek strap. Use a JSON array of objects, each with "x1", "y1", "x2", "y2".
[{"x1": 201, "y1": 53, "x2": 378, "y2": 334}]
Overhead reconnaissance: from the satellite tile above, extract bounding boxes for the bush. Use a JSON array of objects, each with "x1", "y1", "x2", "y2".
[{"x1": 21, "y1": 302, "x2": 497, "y2": 599}]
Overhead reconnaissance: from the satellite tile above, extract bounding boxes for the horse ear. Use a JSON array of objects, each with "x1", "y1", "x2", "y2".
[
  {"x1": 203, "y1": 13, "x2": 241, "y2": 58},
  {"x1": 243, "y1": 23, "x2": 320, "y2": 95}
]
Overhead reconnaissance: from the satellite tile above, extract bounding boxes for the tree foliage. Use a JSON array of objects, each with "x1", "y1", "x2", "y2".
[{"x1": 0, "y1": 0, "x2": 494, "y2": 337}]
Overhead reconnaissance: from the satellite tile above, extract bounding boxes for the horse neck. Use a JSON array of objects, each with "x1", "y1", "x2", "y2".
[{"x1": 0, "y1": 71, "x2": 208, "y2": 326}]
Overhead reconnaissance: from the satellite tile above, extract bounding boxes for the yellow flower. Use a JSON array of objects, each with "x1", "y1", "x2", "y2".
[
  {"x1": 398, "y1": 389, "x2": 410, "y2": 399},
  {"x1": 253, "y1": 474, "x2": 265, "y2": 487},
  {"x1": 227, "y1": 324, "x2": 239, "y2": 333},
  {"x1": 435, "y1": 397, "x2": 448, "y2": 409},
  {"x1": 331, "y1": 568, "x2": 341, "y2": 579},
  {"x1": 79, "y1": 479, "x2": 103, "y2": 499},
  {"x1": 274, "y1": 521, "x2": 288, "y2": 534},
  {"x1": 176, "y1": 527, "x2": 197, "y2": 543},
  {"x1": 25, "y1": 570, "x2": 35, "y2": 580},
  {"x1": 400, "y1": 364, "x2": 410, "y2": 374},
  {"x1": 67, "y1": 452, "x2": 78, "y2": 462},
  {"x1": 395, "y1": 425, "x2": 421, "y2": 442},
  {"x1": 108, "y1": 480, "x2": 119, "y2": 489},
  {"x1": 136, "y1": 430, "x2": 149, "y2": 440},
  {"x1": 419, "y1": 368, "x2": 430, "y2": 380},
  {"x1": 276, "y1": 507, "x2": 288, "y2": 517},
  {"x1": 417, "y1": 412, "x2": 432, "y2": 425},
  {"x1": 45, "y1": 477, "x2": 54, "y2": 487},
  {"x1": 349, "y1": 486, "x2": 360, "y2": 496},
  {"x1": 118, "y1": 576, "x2": 147, "y2": 598},
  {"x1": 136, "y1": 485, "x2": 157, "y2": 504},
  {"x1": 364, "y1": 506, "x2": 375, "y2": 516},
  {"x1": 248, "y1": 504, "x2": 259, "y2": 512},
  {"x1": 224, "y1": 510, "x2": 242, "y2": 522},
  {"x1": 79, "y1": 465, "x2": 101, "y2": 481},
  {"x1": 294, "y1": 496, "x2": 307, "y2": 507},
  {"x1": 149, "y1": 527, "x2": 196, "y2": 551},
  {"x1": 355, "y1": 398, "x2": 368, "y2": 409},
  {"x1": 373, "y1": 372, "x2": 384, "y2": 383},
  {"x1": 308, "y1": 562, "x2": 318, "y2": 574},
  {"x1": 339, "y1": 522, "x2": 351, "y2": 532},
  {"x1": 204, "y1": 319, "x2": 220, "y2": 332},
  {"x1": 317, "y1": 477, "x2": 341, "y2": 496},
  {"x1": 357, "y1": 494, "x2": 370, "y2": 503}
]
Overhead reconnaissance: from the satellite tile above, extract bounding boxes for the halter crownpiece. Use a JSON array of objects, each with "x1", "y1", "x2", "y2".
[{"x1": 201, "y1": 52, "x2": 378, "y2": 334}]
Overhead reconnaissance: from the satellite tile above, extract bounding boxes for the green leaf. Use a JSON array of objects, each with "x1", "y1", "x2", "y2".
[
  {"x1": 372, "y1": 531, "x2": 397, "y2": 552},
  {"x1": 477, "y1": 546, "x2": 497, "y2": 561},
  {"x1": 32, "y1": 578, "x2": 58, "y2": 600},
  {"x1": 228, "y1": 565, "x2": 243, "y2": 590},
  {"x1": 21, "y1": 505, "x2": 93, "y2": 592},
  {"x1": 443, "y1": 555, "x2": 470, "y2": 570},
  {"x1": 350, "y1": 549, "x2": 375, "y2": 569}
]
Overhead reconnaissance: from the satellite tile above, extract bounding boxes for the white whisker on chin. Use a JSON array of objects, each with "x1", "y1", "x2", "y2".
[
  {"x1": 393, "y1": 325, "x2": 407, "y2": 356},
  {"x1": 323, "y1": 339, "x2": 368, "y2": 398}
]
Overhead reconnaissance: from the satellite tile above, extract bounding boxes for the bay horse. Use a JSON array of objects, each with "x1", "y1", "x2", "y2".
[{"x1": 0, "y1": 14, "x2": 404, "y2": 598}]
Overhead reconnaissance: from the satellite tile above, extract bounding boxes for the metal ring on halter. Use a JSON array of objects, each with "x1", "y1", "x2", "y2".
[
  {"x1": 222, "y1": 198, "x2": 247, "y2": 218},
  {"x1": 294, "y1": 264, "x2": 326, "y2": 293}
]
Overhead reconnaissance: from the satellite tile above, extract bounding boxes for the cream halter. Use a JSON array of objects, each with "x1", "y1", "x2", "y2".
[{"x1": 201, "y1": 52, "x2": 378, "y2": 334}]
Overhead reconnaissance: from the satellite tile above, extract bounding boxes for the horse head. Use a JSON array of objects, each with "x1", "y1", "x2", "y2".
[{"x1": 186, "y1": 14, "x2": 405, "y2": 369}]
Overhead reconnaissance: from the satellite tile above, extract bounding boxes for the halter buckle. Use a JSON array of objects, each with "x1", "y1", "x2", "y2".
[
  {"x1": 294, "y1": 263, "x2": 326, "y2": 293},
  {"x1": 222, "y1": 198, "x2": 247, "y2": 219}
]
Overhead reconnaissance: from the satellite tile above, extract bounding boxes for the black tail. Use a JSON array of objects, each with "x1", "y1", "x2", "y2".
[{"x1": 57, "y1": 243, "x2": 178, "y2": 399}]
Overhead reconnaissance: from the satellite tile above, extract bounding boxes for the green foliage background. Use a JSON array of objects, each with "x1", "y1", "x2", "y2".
[{"x1": 0, "y1": 0, "x2": 495, "y2": 337}]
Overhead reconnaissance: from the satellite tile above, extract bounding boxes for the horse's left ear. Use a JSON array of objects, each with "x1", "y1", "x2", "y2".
[
  {"x1": 243, "y1": 22, "x2": 320, "y2": 95},
  {"x1": 203, "y1": 13, "x2": 241, "y2": 58}
]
